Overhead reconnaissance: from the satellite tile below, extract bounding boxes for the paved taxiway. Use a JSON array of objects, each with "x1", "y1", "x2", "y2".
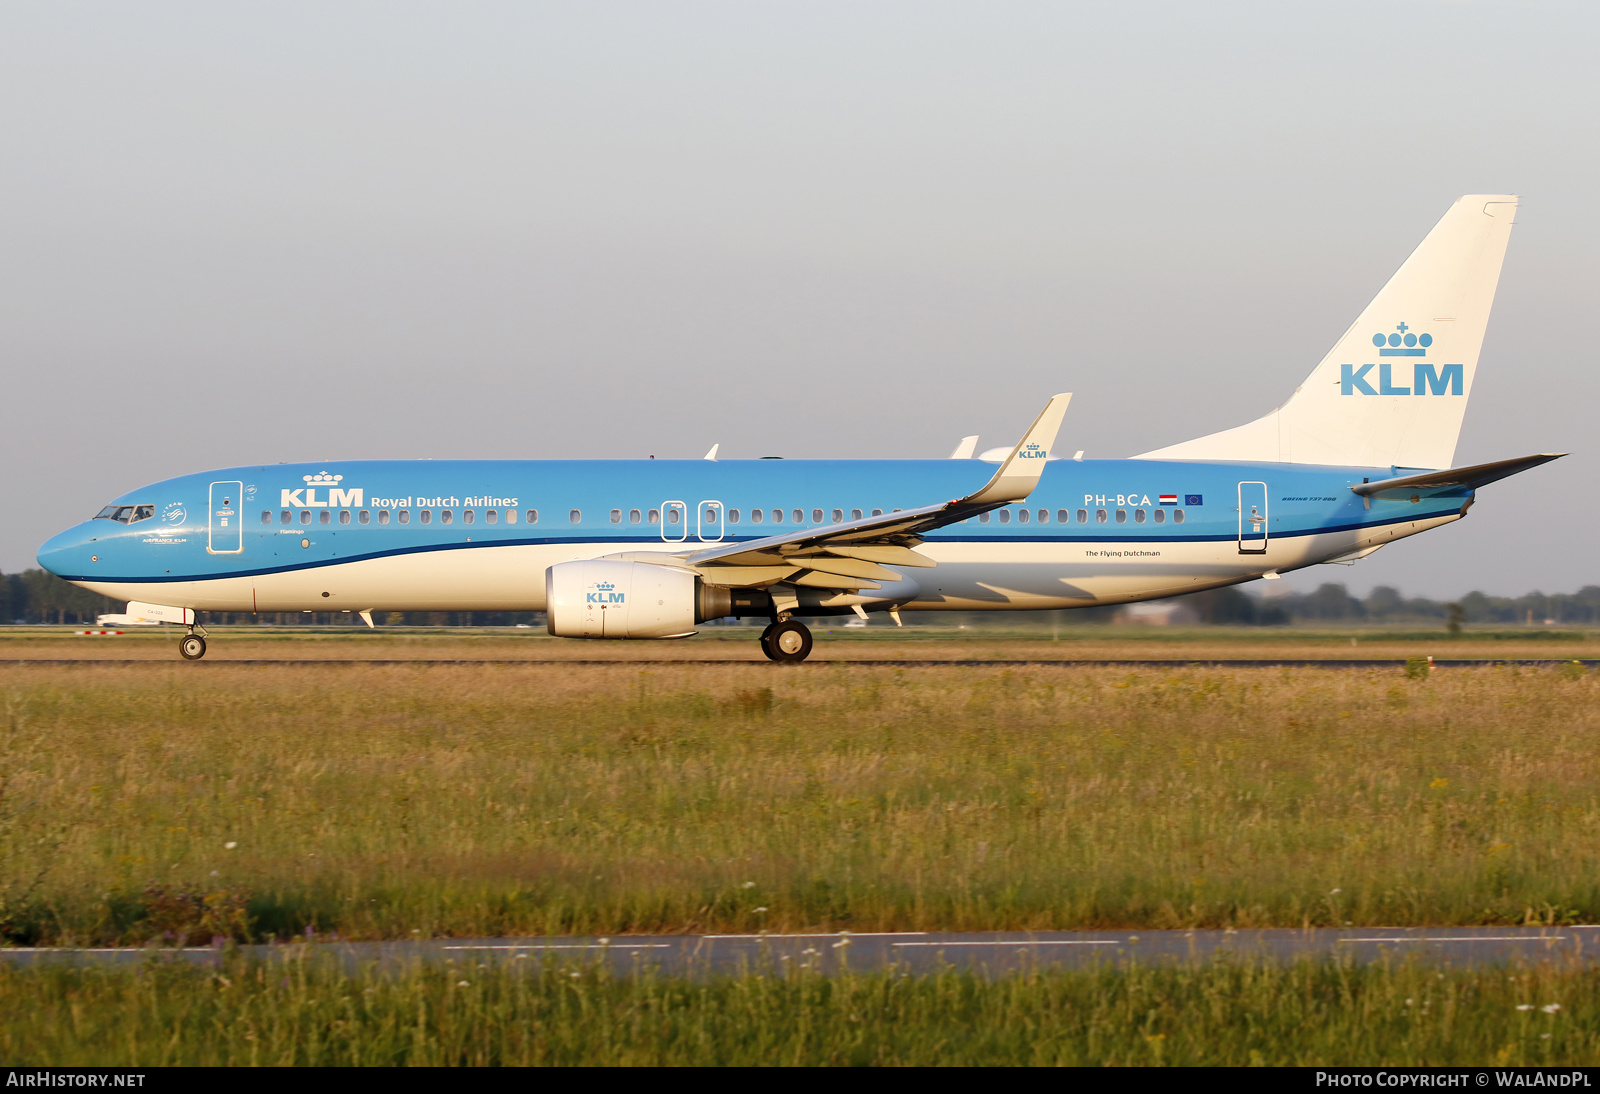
[
  {"x1": 5, "y1": 928, "x2": 1596, "y2": 975},
  {"x1": 3, "y1": 659, "x2": 1597, "y2": 668}
]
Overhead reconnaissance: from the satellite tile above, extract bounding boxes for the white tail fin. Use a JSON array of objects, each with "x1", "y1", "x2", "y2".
[{"x1": 1136, "y1": 195, "x2": 1518, "y2": 469}]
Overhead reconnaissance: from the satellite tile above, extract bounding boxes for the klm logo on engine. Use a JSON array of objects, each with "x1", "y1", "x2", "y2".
[
  {"x1": 280, "y1": 471, "x2": 363, "y2": 508},
  {"x1": 587, "y1": 581, "x2": 625, "y2": 605},
  {"x1": 1341, "y1": 323, "x2": 1463, "y2": 396}
]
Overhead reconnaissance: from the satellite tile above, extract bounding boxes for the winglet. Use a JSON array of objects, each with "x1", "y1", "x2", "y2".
[
  {"x1": 704, "y1": 444, "x2": 720, "y2": 461},
  {"x1": 962, "y1": 394, "x2": 1071, "y2": 506},
  {"x1": 949, "y1": 435, "x2": 979, "y2": 459}
]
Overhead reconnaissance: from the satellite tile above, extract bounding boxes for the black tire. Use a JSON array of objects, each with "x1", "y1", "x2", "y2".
[
  {"x1": 767, "y1": 620, "x2": 812, "y2": 663},
  {"x1": 179, "y1": 635, "x2": 207, "y2": 660},
  {"x1": 758, "y1": 623, "x2": 778, "y2": 661}
]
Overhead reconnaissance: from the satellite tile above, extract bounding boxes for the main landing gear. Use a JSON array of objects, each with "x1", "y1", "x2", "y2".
[
  {"x1": 178, "y1": 624, "x2": 209, "y2": 661},
  {"x1": 759, "y1": 619, "x2": 813, "y2": 663}
]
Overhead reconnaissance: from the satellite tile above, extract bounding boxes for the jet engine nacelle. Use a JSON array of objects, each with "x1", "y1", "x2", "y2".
[{"x1": 546, "y1": 560, "x2": 731, "y2": 639}]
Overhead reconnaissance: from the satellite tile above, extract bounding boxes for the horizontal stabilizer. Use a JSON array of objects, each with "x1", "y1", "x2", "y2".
[{"x1": 1351, "y1": 452, "x2": 1565, "y2": 497}]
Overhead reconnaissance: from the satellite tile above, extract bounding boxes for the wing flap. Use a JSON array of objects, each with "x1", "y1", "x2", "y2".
[{"x1": 695, "y1": 565, "x2": 801, "y2": 587}]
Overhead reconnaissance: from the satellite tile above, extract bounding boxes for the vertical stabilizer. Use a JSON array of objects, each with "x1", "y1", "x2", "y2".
[{"x1": 1135, "y1": 195, "x2": 1518, "y2": 469}]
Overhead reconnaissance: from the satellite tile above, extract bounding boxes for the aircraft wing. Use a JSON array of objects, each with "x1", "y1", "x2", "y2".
[
  {"x1": 1350, "y1": 452, "x2": 1565, "y2": 498},
  {"x1": 680, "y1": 394, "x2": 1071, "y2": 589}
]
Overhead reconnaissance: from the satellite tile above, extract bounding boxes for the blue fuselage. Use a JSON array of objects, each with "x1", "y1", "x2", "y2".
[{"x1": 37, "y1": 457, "x2": 1468, "y2": 614}]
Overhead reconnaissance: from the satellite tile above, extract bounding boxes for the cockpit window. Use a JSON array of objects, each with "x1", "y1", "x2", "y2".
[{"x1": 94, "y1": 504, "x2": 153, "y2": 524}]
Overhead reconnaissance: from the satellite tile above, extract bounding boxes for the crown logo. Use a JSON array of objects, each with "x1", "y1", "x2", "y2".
[
  {"x1": 1371, "y1": 322, "x2": 1432, "y2": 357},
  {"x1": 303, "y1": 472, "x2": 344, "y2": 485},
  {"x1": 595, "y1": 581, "x2": 615, "y2": 591}
]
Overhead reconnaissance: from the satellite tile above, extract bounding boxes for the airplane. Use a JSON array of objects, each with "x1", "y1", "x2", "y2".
[{"x1": 37, "y1": 194, "x2": 1562, "y2": 662}]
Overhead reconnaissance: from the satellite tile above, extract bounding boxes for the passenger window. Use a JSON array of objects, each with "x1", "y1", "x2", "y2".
[
  {"x1": 851, "y1": 509, "x2": 862, "y2": 520},
  {"x1": 320, "y1": 510, "x2": 331, "y2": 524},
  {"x1": 398, "y1": 510, "x2": 410, "y2": 524},
  {"x1": 359, "y1": 510, "x2": 371, "y2": 524},
  {"x1": 811, "y1": 509, "x2": 823, "y2": 523},
  {"x1": 1153, "y1": 509, "x2": 1165, "y2": 524},
  {"x1": 1174, "y1": 509, "x2": 1185, "y2": 523},
  {"x1": 261, "y1": 511, "x2": 272, "y2": 525},
  {"x1": 1134, "y1": 509, "x2": 1146, "y2": 523},
  {"x1": 526, "y1": 510, "x2": 538, "y2": 524},
  {"x1": 648, "y1": 509, "x2": 659, "y2": 524},
  {"x1": 727, "y1": 509, "x2": 740, "y2": 524},
  {"x1": 629, "y1": 509, "x2": 641, "y2": 524},
  {"x1": 281, "y1": 510, "x2": 291, "y2": 524},
  {"x1": 703, "y1": 505, "x2": 720, "y2": 525},
  {"x1": 772, "y1": 510, "x2": 783, "y2": 524},
  {"x1": 1115, "y1": 509, "x2": 1126, "y2": 523},
  {"x1": 1058, "y1": 509, "x2": 1069, "y2": 523},
  {"x1": 1017, "y1": 509, "x2": 1030, "y2": 523},
  {"x1": 463, "y1": 510, "x2": 474, "y2": 524},
  {"x1": 379, "y1": 510, "x2": 390, "y2": 524},
  {"x1": 441, "y1": 510, "x2": 453, "y2": 524},
  {"x1": 832, "y1": 509, "x2": 843, "y2": 523},
  {"x1": 872, "y1": 509, "x2": 883, "y2": 517},
  {"x1": 666, "y1": 509, "x2": 679, "y2": 524},
  {"x1": 339, "y1": 510, "x2": 351, "y2": 525},
  {"x1": 421, "y1": 510, "x2": 432, "y2": 524},
  {"x1": 794, "y1": 509, "x2": 804, "y2": 524},
  {"x1": 610, "y1": 509, "x2": 622, "y2": 524},
  {"x1": 751, "y1": 509, "x2": 763, "y2": 523},
  {"x1": 1037, "y1": 509, "x2": 1048, "y2": 524},
  {"x1": 1096, "y1": 509, "x2": 1107, "y2": 523},
  {"x1": 300, "y1": 511, "x2": 311, "y2": 525},
  {"x1": 979, "y1": 512, "x2": 990, "y2": 523},
  {"x1": 506, "y1": 510, "x2": 517, "y2": 524},
  {"x1": 485, "y1": 510, "x2": 498, "y2": 524},
  {"x1": 569, "y1": 509, "x2": 581, "y2": 524},
  {"x1": 998, "y1": 510, "x2": 1011, "y2": 523}
]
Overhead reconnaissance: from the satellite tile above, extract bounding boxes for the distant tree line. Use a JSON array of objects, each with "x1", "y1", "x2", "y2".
[
  {"x1": 5, "y1": 565, "x2": 1600, "y2": 628},
  {"x1": 1176, "y1": 582, "x2": 1600, "y2": 627},
  {"x1": 0, "y1": 569, "x2": 122, "y2": 625}
]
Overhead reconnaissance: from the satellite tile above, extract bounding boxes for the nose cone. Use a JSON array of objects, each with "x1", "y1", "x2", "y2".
[{"x1": 37, "y1": 523, "x2": 96, "y2": 578}]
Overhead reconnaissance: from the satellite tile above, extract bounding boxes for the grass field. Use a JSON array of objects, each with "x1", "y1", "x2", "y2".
[
  {"x1": 2, "y1": 955, "x2": 1597, "y2": 1066},
  {"x1": 5, "y1": 631, "x2": 1600, "y2": 944}
]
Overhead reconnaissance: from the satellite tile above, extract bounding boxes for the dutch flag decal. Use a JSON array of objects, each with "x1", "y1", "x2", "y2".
[{"x1": 1158, "y1": 494, "x2": 1178, "y2": 505}]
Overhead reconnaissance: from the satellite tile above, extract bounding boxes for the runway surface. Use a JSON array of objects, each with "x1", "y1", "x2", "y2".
[
  {"x1": 3, "y1": 658, "x2": 1597, "y2": 668},
  {"x1": 5, "y1": 927, "x2": 1596, "y2": 974}
]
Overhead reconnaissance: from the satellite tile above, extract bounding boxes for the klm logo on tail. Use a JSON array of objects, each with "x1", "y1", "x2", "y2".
[{"x1": 1341, "y1": 323, "x2": 1463, "y2": 396}]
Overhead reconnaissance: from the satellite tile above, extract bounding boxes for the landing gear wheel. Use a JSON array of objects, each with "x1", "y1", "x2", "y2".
[
  {"x1": 179, "y1": 634, "x2": 207, "y2": 660},
  {"x1": 767, "y1": 620, "x2": 812, "y2": 663},
  {"x1": 758, "y1": 623, "x2": 778, "y2": 661}
]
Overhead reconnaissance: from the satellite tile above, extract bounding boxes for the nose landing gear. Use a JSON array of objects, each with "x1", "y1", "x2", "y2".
[
  {"x1": 760, "y1": 619, "x2": 812, "y2": 663},
  {"x1": 177, "y1": 621, "x2": 209, "y2": 660}
]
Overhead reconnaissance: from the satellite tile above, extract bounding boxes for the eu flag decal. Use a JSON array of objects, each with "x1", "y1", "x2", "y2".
[{"x1": 1185, "y1": 494, "x2": 1203, "y2": 506}]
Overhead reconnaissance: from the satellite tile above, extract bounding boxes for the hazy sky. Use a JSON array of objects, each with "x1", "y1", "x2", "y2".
[{"x1": 3, "y1": 1, "x2": 1596, "y2": 597}]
